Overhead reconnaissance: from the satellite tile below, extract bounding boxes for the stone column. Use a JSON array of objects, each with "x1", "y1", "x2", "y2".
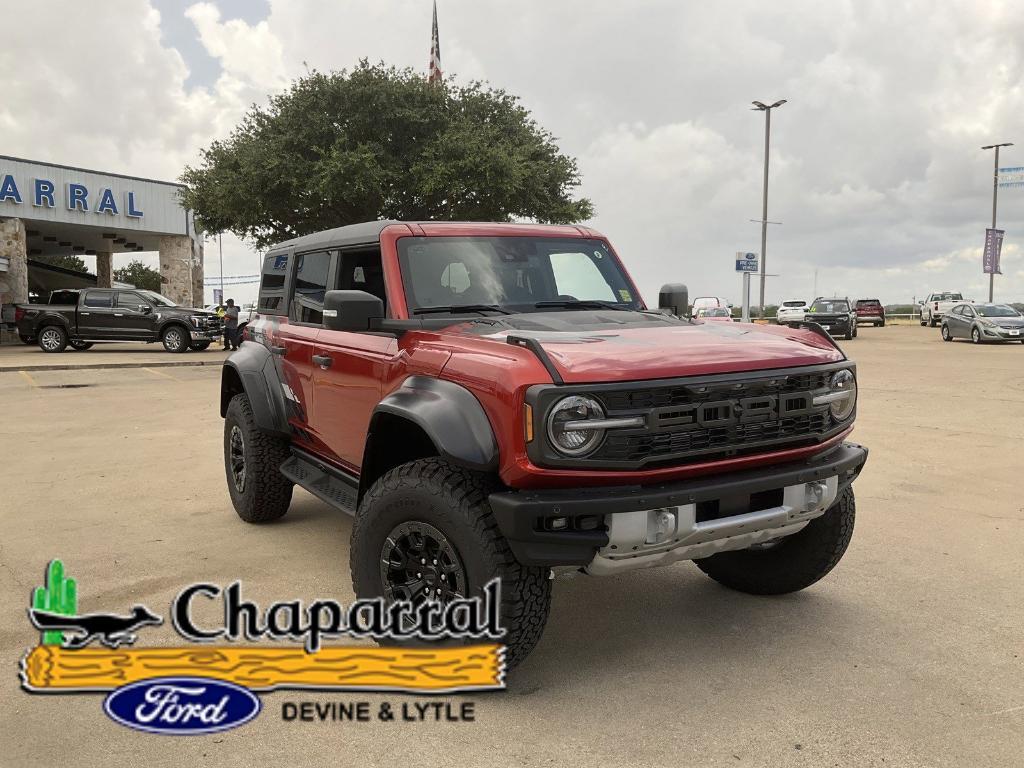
[
  {"x1": 190, "y1": 238, "x2": 205, "y2": 308},
  {"x1": 0, "y1": 218, "x2": 28, "y2": 344},
  {"x1": 159, "y1": 235, "x2": 194, "y2": 307},
  {"x1": 96, "y1": 251, "x2": 113, "y2": 288}
]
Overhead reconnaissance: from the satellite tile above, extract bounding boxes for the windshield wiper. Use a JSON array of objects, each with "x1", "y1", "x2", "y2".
[
  {"x1": 412, "y1": 304, "x2": 513, "y2": 316},
  {"x1": 533, "y1": 300, "x2": 629, "y2": 311}
]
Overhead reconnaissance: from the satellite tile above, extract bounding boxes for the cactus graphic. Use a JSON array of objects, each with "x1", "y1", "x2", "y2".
[{"x1": 32, "y1": 560, "x2": 77, "y2": 645}]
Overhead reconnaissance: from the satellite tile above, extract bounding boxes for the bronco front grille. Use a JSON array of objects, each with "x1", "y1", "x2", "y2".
[{"x1": 526, "y1": 364, "x2": 848, "y2": 471}]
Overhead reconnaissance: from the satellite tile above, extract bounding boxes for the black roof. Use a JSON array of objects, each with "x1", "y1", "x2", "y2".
[{"x1": 267, "y1": 221, "x2": 401, "y2": 253}]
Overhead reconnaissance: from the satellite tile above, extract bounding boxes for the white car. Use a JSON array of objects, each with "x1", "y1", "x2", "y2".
[
  {"x1": 919, "y1": 291, "x2": 965, "y2": 327},
  {"x1": 776, "y1": 300, "x2": 808, "y2": 323}
]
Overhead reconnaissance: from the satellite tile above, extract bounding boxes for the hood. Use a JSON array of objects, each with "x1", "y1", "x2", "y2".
[
  {"x1": 987, "y1": 316, "x2": 1024, "y2": 326},
  {"x1": 460, "y1": 311, "x2": 844, "y2": 383}
]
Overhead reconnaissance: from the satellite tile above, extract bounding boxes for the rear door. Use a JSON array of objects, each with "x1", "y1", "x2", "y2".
[
  {"x1": 113, "y1": 291, "x2": 158, "y2": 339},
  {"x1": 278, "y1": 249, "x2": 336, "y2": 452},
  {"x1": 947, "y1": 305, "x2": 966, "y2": 336},
  {"x1": 76, "y1": 290, "x2": 117, "y2": 338}
]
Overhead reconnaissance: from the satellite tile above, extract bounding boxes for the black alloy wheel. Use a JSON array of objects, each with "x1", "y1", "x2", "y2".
[{"x1": 380, "y1": 521, "x2": 468, "y2": 605}]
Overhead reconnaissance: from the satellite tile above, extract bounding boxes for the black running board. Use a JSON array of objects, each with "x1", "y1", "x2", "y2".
[{"x1": 279, "y1": 450, "x2": 359, "y2": 515}]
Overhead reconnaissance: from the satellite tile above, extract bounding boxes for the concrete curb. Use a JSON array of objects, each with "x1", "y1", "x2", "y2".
[{"x1": 0, "y1": 359, "x2": 225, "y2": 373}]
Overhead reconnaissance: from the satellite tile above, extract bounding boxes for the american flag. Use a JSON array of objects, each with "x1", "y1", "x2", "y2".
[{"x1": 428, "y1": 0, "x2": 443, "y2": 84}]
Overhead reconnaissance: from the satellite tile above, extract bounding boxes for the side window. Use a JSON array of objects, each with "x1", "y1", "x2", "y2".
[
  {"x1": 549, "y1": 252, "x2": 617, "y2": 301},
  {"x1": 116, "y1": 292, "x2": 144, "y2": 310},
  {"x1": 258, "y1": 253, "x2": 289, "y2": 314},
  {"x1": 83, "y1": 291, "x2": 113, "y2": 308},
  {"x1": 962, "y1": 306, "x2": 975, "y2": 318},
  {"x1": 338, "y1": 248, "x2": 388, "y2": 312},
  {"x1": 291, "y1": 250, "x2": 334, "y2": 324}
]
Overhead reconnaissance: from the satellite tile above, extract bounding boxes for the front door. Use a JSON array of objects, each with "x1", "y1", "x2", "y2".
[
  {"x1": 311, "y1": 248, "x2": 397, "y2": 471},
  {"x1": 113, "y1": 291, "x2": 158, "y2": 339}
]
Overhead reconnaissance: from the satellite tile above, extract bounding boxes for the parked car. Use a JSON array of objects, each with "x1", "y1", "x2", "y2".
[
  {"x1": 776, "y1": 300, "x2": 808, "y2": 324},
  {"x1": 940, "y1": 303, "x2": 1024, "y2": 344},
  {"x1": 854, "y1": 299, "x2": 885, "y2": 327},
  {"x1": 805, "y1": 297, "x2": 857, "y2": 340},
  {"x1": 15, "y1": 288, "x2": 223, "y2": 353},
  {"x1": 919, "y1": 291, "x2": 965, "y2": 327},
  {"x1": 219, "y1": 220, "x2": 868, "y2": 667},
  {"x1": 690, "y1": 296, "x2": 730, "y2": 314},
  {"x1": 694, "y1": 307, "x2": 733, "y2": 322}
]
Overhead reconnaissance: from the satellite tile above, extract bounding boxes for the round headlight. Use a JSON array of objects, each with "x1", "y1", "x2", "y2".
[
  {"x1": 547, "y1": 395, "x2": 606, "y2": 456},
  {"x1": 829, "y1": 369, "x2": 857, "y2": 421}
]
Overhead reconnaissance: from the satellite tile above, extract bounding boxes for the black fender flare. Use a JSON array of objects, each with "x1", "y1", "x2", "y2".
[
  {"x1": 220, "y1": 342, "x2": 290, "y2": 437},
  {"x1": 370, "y1": 376, "x2": 498, "y2": 472},
  {"x1": 33, "y1": 311, "x2": 72, "y2": 332}
]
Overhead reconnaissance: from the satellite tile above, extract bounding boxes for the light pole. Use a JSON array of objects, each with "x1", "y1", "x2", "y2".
[
  {"x1": 752, "y1": 99, "x2": 786, "y2": 317},
  {"x1": 981, "y1": 142, "x2": 1012, "y2": 302},
  {"x1": 218, "y1": 232, "x2": 225, "y2": 305}
]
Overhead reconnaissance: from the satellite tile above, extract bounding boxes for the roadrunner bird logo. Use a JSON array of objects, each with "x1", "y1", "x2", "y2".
[{"x1": 29, "y1": 605, "x2": 162, "y2": 649}]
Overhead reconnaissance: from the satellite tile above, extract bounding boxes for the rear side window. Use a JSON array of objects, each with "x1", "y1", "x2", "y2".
[
  {"x1": 83, "y1": 291, "x2": 113, "y2": 308},
  {"x1": 258, "y1": 253, "x2": 289, "y2": 314}
]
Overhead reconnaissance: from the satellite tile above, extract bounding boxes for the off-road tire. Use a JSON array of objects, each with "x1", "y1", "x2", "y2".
[
  {"x1": 695, "y1": 486, "x2": 856, "y2": 595},
  {"x1": 38, "y1": 325, "x2": 68, "y2": 353},
  {"x1": 69, "y1": 340, "x2": 93, "y2": 351},
  {"x1": 351, "y1": 458, "x2": 552, "y2": 668},
  {"x1": 223, "y1": 393, "x2": 293, "y2": 522},
  {"x1": 162, "y1": 324, "x2": 190, "y2": 353},
  {"x1": 190, "y1": 340, "x2": 212, "y2": 351}
]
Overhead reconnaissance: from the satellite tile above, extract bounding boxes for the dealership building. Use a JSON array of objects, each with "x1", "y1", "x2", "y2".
[{"x1": 0, "y1": 155, "x2": 205, "y2": 342}]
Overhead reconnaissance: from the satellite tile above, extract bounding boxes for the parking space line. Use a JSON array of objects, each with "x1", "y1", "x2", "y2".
[
  {"x1": 144, "y1": 367, "x2": 178, "y2": 381},
  {"x1": 18, "y1": 370, "x2": 38, "y2": 388}
]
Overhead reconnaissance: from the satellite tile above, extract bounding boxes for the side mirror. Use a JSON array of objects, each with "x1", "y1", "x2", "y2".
[
  {"x1": 322, "y1": 290, "x2": 384, "y2": 332},
  {"x1": 139, "y1": 305, "x2": 152, "y2": 314},
  {"x1": 658, "y1": 283, "x2": 689, "y2": 318},
  {"x1": 917, "y1": 300, "x2": 924, "y2": 305}
]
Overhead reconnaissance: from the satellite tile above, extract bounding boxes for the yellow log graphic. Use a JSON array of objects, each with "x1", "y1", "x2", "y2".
[{"x1": 22, "y1": 644, "x2": 504, "y2": 693}]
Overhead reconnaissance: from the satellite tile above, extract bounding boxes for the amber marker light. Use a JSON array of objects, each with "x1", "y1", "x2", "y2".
[{"x1": 524, "y1": 404, "x2": 534, "y2": 443}]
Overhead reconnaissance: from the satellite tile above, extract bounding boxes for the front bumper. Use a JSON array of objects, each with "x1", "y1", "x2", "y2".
[
  {"x1": 982, "y1": 326, "x2": 1023, "y2": 341},
  {"x1": 488, "y1": 441, "x2": 868, "y2": 568}
]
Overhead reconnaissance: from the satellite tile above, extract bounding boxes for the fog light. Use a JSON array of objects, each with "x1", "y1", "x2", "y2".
[
  {"x1": 548, "y1": 517, "x2": 568, "y2": 531},
  {"x1": 645, "y1": 508, "x2": 678, "y2": 544},
  {"x1": 804, "y1": 481, "x2": 828, "y2": 511}
]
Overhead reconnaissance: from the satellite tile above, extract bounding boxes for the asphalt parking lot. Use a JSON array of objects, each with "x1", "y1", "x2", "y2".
[{"x1": 1, "y1": 325, "x2": 1022, "y2": 767}]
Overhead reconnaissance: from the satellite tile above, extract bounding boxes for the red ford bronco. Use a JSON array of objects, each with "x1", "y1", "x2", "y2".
[{"x1": 220, "y1": 221, "x2": 867, "y2": 665}]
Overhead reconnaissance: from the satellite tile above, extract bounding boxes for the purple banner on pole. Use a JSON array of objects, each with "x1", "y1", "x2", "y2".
[{"x1": 982, "y1": 228, "x2": 1004, "y2": 275}]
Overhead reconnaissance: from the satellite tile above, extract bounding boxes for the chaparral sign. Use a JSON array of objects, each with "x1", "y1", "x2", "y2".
[
  {"x1": 0, "y1": 155, "x2": 190, "y2": 236},
  {"x1": 0, "y1": 173, "x2": 144, "y2": 219}
]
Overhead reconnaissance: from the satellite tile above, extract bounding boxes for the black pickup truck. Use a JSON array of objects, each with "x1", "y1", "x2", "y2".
[{"x1": 15, "y1": 288, "x2": 224, "y2": 353}]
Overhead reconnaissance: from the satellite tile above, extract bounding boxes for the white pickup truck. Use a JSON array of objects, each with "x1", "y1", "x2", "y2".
[{"x1": 919, "y1": 291, "x2": 965, "y2": 327}]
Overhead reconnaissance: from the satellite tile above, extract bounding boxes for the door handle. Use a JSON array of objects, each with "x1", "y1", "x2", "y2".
[
  {"x1": 312, "y1": 354, "x2": 333, "y2": 368},
  {"x1": 114, "y1": 313, "x2": 124, "y2": 317},
  {"x1": 80, "y1": 312, "x2": 90, "y2": 316},
  {"x1": 270, "y1": 345, "x2": 287, "y2": 356}
]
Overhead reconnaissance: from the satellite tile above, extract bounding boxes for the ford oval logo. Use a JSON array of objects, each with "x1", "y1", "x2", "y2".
[{"x1": 103, "y1": 677, "x2": 261, "y2": 735}]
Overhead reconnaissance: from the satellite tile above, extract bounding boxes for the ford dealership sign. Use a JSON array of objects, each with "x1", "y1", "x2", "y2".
[{"x1": 103, "y1": 677, "x2": 261, "y2": 735}]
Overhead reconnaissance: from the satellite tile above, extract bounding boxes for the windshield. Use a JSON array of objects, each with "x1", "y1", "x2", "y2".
[
  {"x1": 138, "y1": 290, "x2": 177, "y2": 307},
  {"x1": 701, "y1": 308, "x2": 731, "y2": 317},
  {"x1": 782, "y1": 301, "x2": 805, "y2": 308},
  {"x1": 397, "y1": 237, "x2": 642, "y2": 314},
  {"x1": 809, "y1": 300, "x2": 849, "y2": 313},
  {"x1": 933, "y1": 293, "x2": 963, "y2": 302},
  {"x1": 976, "y1": 305, "x2": 1020, "y2": 318}
]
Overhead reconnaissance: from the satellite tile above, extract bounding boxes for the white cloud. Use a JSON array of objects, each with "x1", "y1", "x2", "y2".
[{"x1": 1, "y1": 0, "x2": 1022, "y2": 306}]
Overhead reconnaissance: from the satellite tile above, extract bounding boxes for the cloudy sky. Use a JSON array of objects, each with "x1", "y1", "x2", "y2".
[{"x1": 3, "y1": 0, "x2": 1022, "y2": 306}]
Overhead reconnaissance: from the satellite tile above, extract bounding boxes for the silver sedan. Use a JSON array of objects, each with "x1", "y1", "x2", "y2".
[{"x1": 941, "y1": 303, "x2": 1024, "y2": 344}]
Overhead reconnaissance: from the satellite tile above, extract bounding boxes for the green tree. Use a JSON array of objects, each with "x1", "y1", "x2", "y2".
[
  {"x1": 114, "y1": 259, "x2": 162, "y2": 292},
  {"x1": 33, "y1": 254, "x2": 88, "y2": 273},
  {"x1": 181, "y1": 62, "x2": 593, "y2": 249}
]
